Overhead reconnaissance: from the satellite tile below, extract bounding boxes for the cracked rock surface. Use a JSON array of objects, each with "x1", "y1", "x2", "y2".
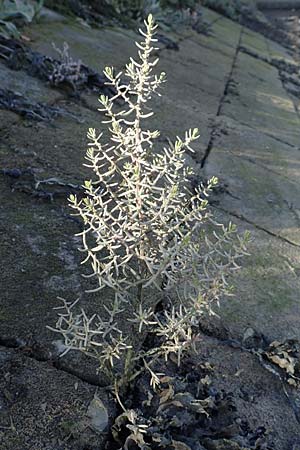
[
  {"x1": 1, "y1": 4, "x2": 300, "y2": 449},
  {"x1": 202, "y1": 10, "x2": 300, "y2": 346}
]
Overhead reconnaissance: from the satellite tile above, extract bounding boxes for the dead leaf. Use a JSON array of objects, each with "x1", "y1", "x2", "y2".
[
  {"x1": 20, "y1": 34, "x2": 31, "y2": 42},
  {"x1": 160, "y1": 376, "x2": 173, "y2": 383},
  {"x1": 159, "y1": 384, "x2": 174, "y2": 404},
  {"x1": 268, "y1": 354, "x2": 295, "y2": 375},
  {"x1": 124, "y1": 433, "x2": 150, "y2": 450},
  {"x1": 142, "y1": 391, "x2": 153, "y2": 407},
  {"x1": 157, "y1": 400, "x2": 184, "y2": 413},
  {"x1": 288, "y1": 378, "x2": 298, "y2": 387},
  {"x1": 172, "y1": 440, "x2": 192, "y2": 450},
  {"x1": 201, "y1": 375, "x2": 212, "y2": 385}
]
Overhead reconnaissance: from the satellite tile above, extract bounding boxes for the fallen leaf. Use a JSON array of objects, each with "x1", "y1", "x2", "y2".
[
  {"x1": 172, "y1": 440, "x2": 192, "y2": 450},
  {"x1": 268, "y1": 354, "x2": 295, "y2": 375},
  {"x1": 159, "y1": 384, "x2": 174, "y2": 404}
]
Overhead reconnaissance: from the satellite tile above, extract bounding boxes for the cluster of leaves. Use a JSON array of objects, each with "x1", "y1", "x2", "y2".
[
  {"x1": 264, "y1": 339, "x2": 300, "y2": 388},
  {"x1": 49, "y1": 14, "x2": 249, "y2": 395},
  {"x1": 0, "y1": 0, "x2": 43, "y2": 39},
  {"x1": 242, "y1": 327, "x2": 300, "y2": 389},
  {"x1": 112, "y1": 359, "x2": 271, "y2": 450}
]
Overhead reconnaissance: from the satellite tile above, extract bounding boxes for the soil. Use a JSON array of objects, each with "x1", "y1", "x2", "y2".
[{"x1": 1, "y1": 3, "x2": 300, "y2": 450}]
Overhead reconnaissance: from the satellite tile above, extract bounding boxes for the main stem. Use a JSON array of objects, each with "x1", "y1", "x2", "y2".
[{"x1": 134, "y1": 30, "x2": 151, "y2": 281}]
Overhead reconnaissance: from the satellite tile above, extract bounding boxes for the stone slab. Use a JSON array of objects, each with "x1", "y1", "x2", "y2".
[
  {"x1": 0, "y1": 346, "x2": 111, "y2": 450},
  {"x1": 221, "y1": 51, "x2": 300, "y2": 146},
  {"x1": 209, "y1": 208, "x2": 300, "y2": 342},
  {"x1": 265, "y1": 35, "x2": 296, "y2": 63},
  {"x1": 210, "y1": 15, "x2": 242, "y2": 50},
  {"x1": 195, "y1": 337, "x2": 300, "y2": 450},
  {"x1": 27, "y1": 21, "x2": 138, "y2": 72},
  {"x1": 0, "y1": 65, "x2": 61, "y2": 105},
  {"x1": 203, "y1": 118, "x2": 300, "y2": 245},
  {"x1": 241, "y1": 28, "x2": 270, "y2": 60}
]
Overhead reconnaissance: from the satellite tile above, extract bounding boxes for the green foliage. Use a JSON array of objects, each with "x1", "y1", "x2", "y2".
[
  {"x1": 49, "y1": 15, "x2": 249, "y2": 391},
  {"x1": 202, "y1": 0, "x2": 257, "y2": 20},
  {"x1": 202, "y1": 0, "x2": 236, "y2": 19},
  {"x1": 0, "y1": 0, "x2": 43, "y2": 38},
  {"x1": 45, "y1": 0, "x2": 200, "y2": 29},
  {"x1": 96, "y1": 0, "x2": 198, "y2": 20},
  {"x1": 99, "y1": 0, "x2": 154, "y2": 18},
  {"x1": 161, "y1": 0, "x2": 198, "y2": 8}
]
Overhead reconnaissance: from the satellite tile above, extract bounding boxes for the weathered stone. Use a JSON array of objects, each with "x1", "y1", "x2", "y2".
[
  {"x1": 0, "y1": 347, "x2": 113, "y2": 449},
  {"x1": 221, "y1": 51, "x2": 300, "y2": 146},
  {"x1": 1, "y1": 5, "x2": 300, "y2": 448},
  {"x1": 204, "y1": 119, "x2": 300, "y2": 245}
]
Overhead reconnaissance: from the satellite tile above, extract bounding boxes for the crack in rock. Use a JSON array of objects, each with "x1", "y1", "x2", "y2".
[
  {"x1": 201, "y1": 28, "x2": 244, "y2": 168},
  {"x1": 0, "y1": 335, "x2": 109, "y2": 388},
  {"x1": 212, "y1": 204, "x2": 300, "y2": 248}
]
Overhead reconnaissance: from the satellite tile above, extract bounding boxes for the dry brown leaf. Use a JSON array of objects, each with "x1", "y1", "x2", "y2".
[
  {"x1": 268, "y1": 354, "x2": 295, "y2": 375},
  {"x1": 160, "y1": 376, "x2": 173, "y2": 383},
  {"x1": 172, "y1": 440, "x2": 192, "y2": 450},
  {"x1": 157, "y1": 400, "x2": 184, "y2": 413},
  {"x1": 159, "y1": 384, "x2": 175, "y2": 404}
]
